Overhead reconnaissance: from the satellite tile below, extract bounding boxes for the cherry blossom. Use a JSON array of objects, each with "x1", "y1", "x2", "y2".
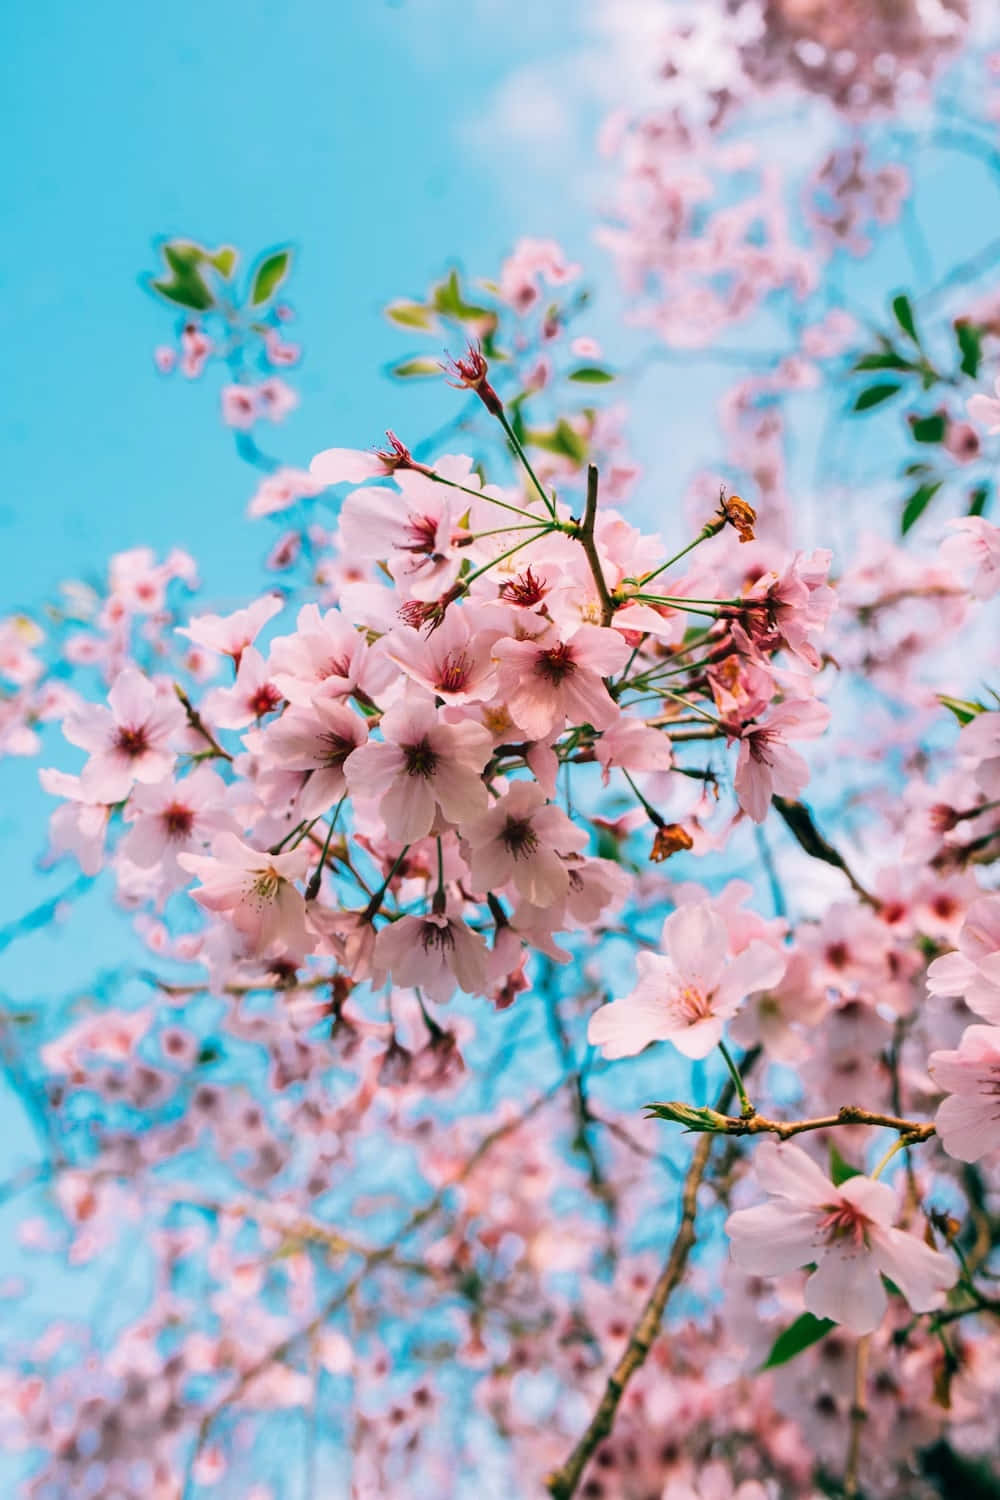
[
  {"x1": 63, "y1": 667, "x2": 184, "y2": 802},
  {"x1": 588, "y1": 901, "x2": 786, "y2": 1060},
  {"x1": 726, "y1": 1143, "x2": 956, "y2": 1334},
  {"x1": 929, "y1": 1025, "x2": 1000, "y2": 1163}
]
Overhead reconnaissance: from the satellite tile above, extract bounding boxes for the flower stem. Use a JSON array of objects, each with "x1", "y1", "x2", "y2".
[{"x1": 718, "y1": 1040, "x2": 754, "y2": 1118}]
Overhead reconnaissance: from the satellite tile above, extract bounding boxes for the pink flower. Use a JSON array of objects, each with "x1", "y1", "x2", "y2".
[
  {"x1": 178, "y1": 832, "x2": 311, "y2": 956},
  {"x1": 38, "y1": 768, "x2": 110, "y2": 875},
  {"x1": 220, "y1": 384, "x2": 258, "y2": 430},
  {"x1": 492, "y1": 625, "x2": 629, "y2": 740},
  {"x1": 120, "y1": 766, "x2": 232, "y2": 882},
  {"x1": 926, "y1": 895, "x2": 1000, "y2": 1023},
  {"x1": 588, "y1": 902, "x2": 785, "y2": 1060},
  {"x1": 940, "y1": 518, "x2": 1000, "y2": 600},
  {"x1": 268, "y1": 603, "x2": 393, "y2": 707},
  {"x1": 252, "y1": 699, "x2": 368, "y2": 819},
  {"x1": 461, "y1": 780, "x2": 588, "y2": 906},
  {"x1": 178, "y1": 595, "x2": 283, "y2": 666},
  {"x1": 371, "y1": 910, "x2": 490, "y2": 1004},
  {"x1": 339, "y1": 485, "x2": 461, "y2": 602},
  {"x1": 725, "y1": 1143, "x2": 956, "y2": 1335},
  {"x1": 732, "y1": 698, "x2": 830, "y2": 823},
  {"x1": 203, "y1": 647, "x2": 283, "y2": 730},
  {"x1": 343, "y1": 695, "x2": 492, "y2": 842},
  {"x1": 63, "y1": 668, "x2": 184, "y2": 802},
  {"x1": 256, "y1": 378, "x2": 298, "y2": 423},
  {"x1": 929, "y1": 1025, "x2": 1000, "y2": 1162},
  {"x1": 595, "y1": 713, "x2": 673, "y2": 784},
  {"x1": 959, "y1": 710, "x2": 1000, "y2": 799},
  {"x1": 309, "y1": 435, "x2": 418, "y2": 487},
  {"x1": 382, "y1": 607, "x2": 501, "y2": 705},
  {"x1": 247, "y1": 467, "x2": 323, "y2": 519},
  {"x1": 967, "y1": 376, "x2": 1000, "y2": 433}
]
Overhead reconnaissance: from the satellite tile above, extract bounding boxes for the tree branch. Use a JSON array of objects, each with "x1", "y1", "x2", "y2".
[{"x1": 573, "y1": 465, "x2": 616, "y2": 627}]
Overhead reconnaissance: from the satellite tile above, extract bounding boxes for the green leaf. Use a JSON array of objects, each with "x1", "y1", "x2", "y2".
[
  {"x1": 251, "y1": 249, "x2": 292, "y2": 307},
  {"x1": 854, "y1": 382, "x2": 903, "y2": 412},
  {"x1": 852, "y1": 351, "x2": 913, "y2": 373},
  {"x1": 526, "y1": 419, "x2": 588, "y2": 465},
  {"x1": 969, "y1": 483, "x2": 991, "y2": 518},
  {"x1": 568, "y1": 365, "x2": 615, "y2": 384},
  {"x1": 892, "y1": 293, "x2": 920, "y2": 345},
  {"x1": 901, "y1": 479, "x2": 943, "y2": 534},
  {"x1": 938, "y1": 694, "x2": 986, "y2": 726},
  {"x1": 910, "y1": 413, "x2": 947, "y2": 444},
  {"x1": 390, "y1": 356, "x2": 442, "y2": 379},
  {"x1": 385, "y1": 299, "x2": 436, "y2": 331},
  {"x1": 151, "y1": 271, "x2": 214, "y2": 311},
  {"x1": 761, "y1": 1312, "x2": 835, "y2": 1371},
  {"x1": 206, "y1": 245, "x2": 238, "y2": 278},
  {"x1": 955, "y1": 321, "x2": 983, "y2": 380},
  {"x1": 432, "y1": 269, "x2": 495, "y2": 329},
  {"x1": 830, "y1": 1143, "x2": 863, "y2": 1186}
]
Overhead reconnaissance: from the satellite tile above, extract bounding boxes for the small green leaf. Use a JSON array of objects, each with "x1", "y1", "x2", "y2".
[
  {"x1": 901, "y1": 479, "x2": 943, "y2": 534},
  {"x1": 432, "y1": 269, "x2": 495, "y2": 329},
  {"x1": 251, "y1": 249, "x2": 292, "y2": 306},
  {"x1": 568, "y1": 365, "x2": 615, "y2": 384},
  {"x1": 938, "y1": 694, "x2": 986, "y2": 726},
  {"x1": 969, "y1": 483, "x2": 991, "y2": 518},
  {"x1": 526, "y1": 419, "x2": 588, "y2": 465},
  {"x1": 854, "y1": 382, "x2": 902, "y2": 412},
  {"x1": 761, "y1": 1312, "x2": 835, "y2": 1371},
  {"x1": 151, "y1": 272, "x2": 214, "y2": 311},
  {"x1": 852, "y1": 351, "x2": 913, "y2": 373},
  {"x1": 830, "y1": 1143, "x2": 863, "y2": 1186},
  {"x1": 391, "y1": 356, "x2": 442, "y2": 379},
  {"x1": 955, "y1": 321, "x2": 983, "y2": 380},
  {"x1": 644, "y1": 1100, "x2": 730, "y2": 1133},
  {"x1": 206, "y1": 245, "x2": 238, "y2": 278},
  {"x1": 385, "y1": 299, "x2": 435, "y2": 331},
  {"x1": 910, "y1": 413, "x2": 947, "y2": 444},
  {"x1": 892, "y1": 293, "x2": 920, "y2": 345}
]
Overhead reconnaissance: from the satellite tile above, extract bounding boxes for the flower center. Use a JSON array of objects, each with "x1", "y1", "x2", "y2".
[
  {"x1": 403, "y1": 737, "x2": 438, "y2": 778},
  {"x1": 420, "y1": 921, "x2": 456, "y2": 957},
  {"x1": 501, "y1": 816, "x2": 539, "y2": 860},
  {"x1": 500, "y1": 567, "x2": 547, "y2": 607},
  {"x1": 669, "y1": 983, "x2": 714, "y2": 1024},
  {"x1": 161, "y1": 803, "x2": 194, "y2": 839},
  {"x1": 536, "y1": 643, "x2": 576, "y2": 684},
  {"x1": 114, "y1": 725, "x2": 150, "y2": 758},
  {"x1": 319, "y1": 731, "x2": 356, "y2": 768},
  {"x1": 817, "y1": 1199, "x2": 871, "y2": 1249},
  {"x1": 249, "y1": 684, "x2": 282, "y2": 718},
  {"x1": 403, "y1": 515, "x2": 440, "y2": 556},
  {"x1": 436, "y1": 651, "x2": 471, "y2": 694}
]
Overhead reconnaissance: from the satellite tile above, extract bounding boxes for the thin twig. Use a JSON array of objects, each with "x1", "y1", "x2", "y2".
[
  {"x1": 545, "y1": 1059, "x2": 754, "y2": 1499},
  {"x1": 573, "y1": 465, "x2": 616, "y2": 627},
  {"x1": 843, "y1": 1334, "x2": 870, "y2": 1498},
  {"x1": 646, "y1": 1103, "x2": 935, "y2": 1145}
]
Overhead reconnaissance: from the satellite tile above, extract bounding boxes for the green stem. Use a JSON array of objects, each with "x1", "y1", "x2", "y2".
[
  {"x1": 718, "y1": 1040, "x2": 753, "y2": 1118},
  {"x1": 496, "y1": 409, "x2": 558, "y2": 518}
]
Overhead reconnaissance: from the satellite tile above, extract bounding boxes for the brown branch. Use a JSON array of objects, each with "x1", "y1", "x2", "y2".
[
  {"x1": 771, "y1": 796, "x2": 877, "y2": 907},
  {"x1": 175, "y1": 683, "x2": 233, "y2": 762},
  {"x1": 646, "y1": 1102, "x2": 936, "y2": 1144},
  {"x1": 572, "y1": 465, "x2": 616, "y2": 628},
  {"x1": 544, "y1": 1058, "x2": 755, "y2": 1500}
]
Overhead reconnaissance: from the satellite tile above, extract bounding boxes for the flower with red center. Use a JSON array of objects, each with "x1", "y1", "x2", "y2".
[
  {"x1": 203, "y1": 647, "x2": 284, "y2": 731},
  {"x1": 343, "y1": 693, "x2": 492, "y2": 843},
  {"x1": 120, "y1": 766, "x2": 233, "y2": 886},
  {"x1": 731, "y1": 697, "x2": 831, "y2": 823},
  {"x1": 63, "y1": 668, "x2": 184, "y2": 803},
  {"x1": 179, "y1": 832, "x2": 312, "y2": 958},
  {"x1": 492, "y1": 625, "x2": 630, "y2": 740},
  {"x1": 371, "y1": 909, "x2": 490, "y2": 1004},
  {"x1": 250, "y1": 698, "x2": 369, "y2": 819},
  {"x1": 725, "y1": 1142, "x2": 956, "y2": 1335},
  {"x1": 382, "y1": 608, "x2": 500, "y2": 706},
  {"x1": 461, "y1": 780, "x2": 588, "y2": 906},
  {"x1": 339, "y1": 485, "x2": 461, "y2": 603},
  {"x1": 268, "y1": 602, "x2": 393, "y2": 708},
  {"x1": 588, "y1": 901, "x2": 785, "y2": 1060}
]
